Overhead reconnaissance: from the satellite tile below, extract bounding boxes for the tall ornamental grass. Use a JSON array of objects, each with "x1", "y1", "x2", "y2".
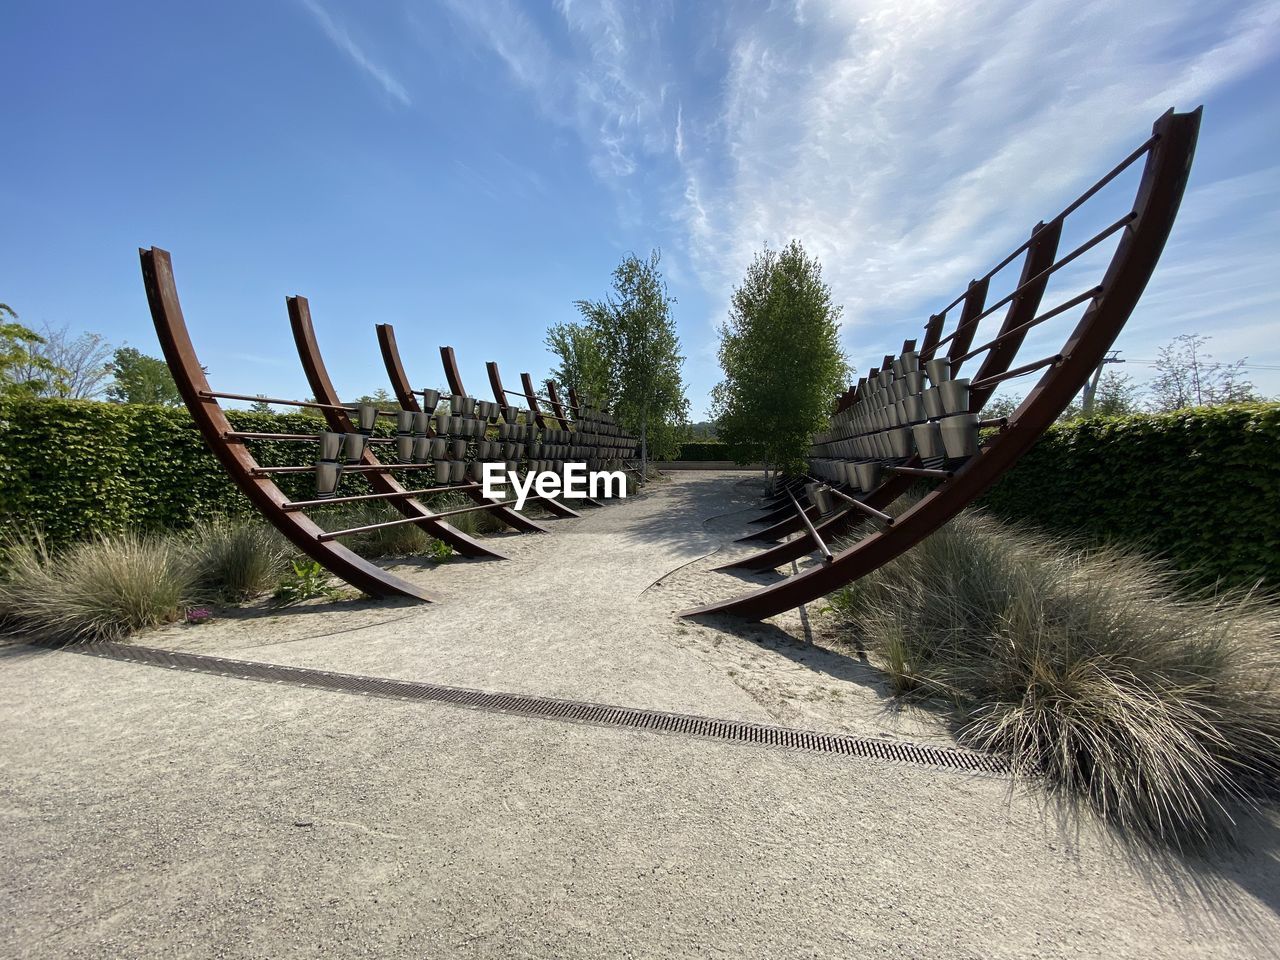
[{"x1": 829, "y1": 509, "x2": 1280, "y2": 848}]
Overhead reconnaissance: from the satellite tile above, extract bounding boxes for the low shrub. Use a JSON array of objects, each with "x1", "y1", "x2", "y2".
[
  {"x1": 828, "y1": 509, "x2": 1280, "y2": 849},
  {"x1": 187, "y1": 517, "x2": 290, "y2": 600},
  {"x1": 317, "y1": 502, "x2": 437, "y2": 558},
  {"x1": 0, "y1": 530, "x2": 195, "y2": 642}
]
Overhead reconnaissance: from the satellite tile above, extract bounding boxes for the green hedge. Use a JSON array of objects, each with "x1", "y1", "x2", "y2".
[
  {"x1": 983, "y1": 404, "x2": 1279, "y2": 590},
  {"x1": 3, "y1": 399, "x2": 1276, "y2": 589},
  {"x1": 0, "y1": 398, "x2": 387, "y2": 545}
]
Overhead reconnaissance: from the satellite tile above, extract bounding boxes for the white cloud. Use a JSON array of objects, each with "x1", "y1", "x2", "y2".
[{"x1": 297, "y1": 0, "x2": 412, "y2": 106}]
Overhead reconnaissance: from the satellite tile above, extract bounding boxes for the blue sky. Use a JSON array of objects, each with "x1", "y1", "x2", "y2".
[{"x1": 3, "y1": 1, "x2": 1278, "y2": 417}]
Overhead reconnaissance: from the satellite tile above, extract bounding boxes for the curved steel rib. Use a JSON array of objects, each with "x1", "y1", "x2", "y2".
[
  {"x1": 686, "y1": 108, "x2": 1201, "y2": 618},
  {"x1": 288, "y1": 299, "x2": 508, "y2": 558},
  {"x1": 140, "y1": 247, "x2": 431, "y2": 602},
  {"x1": 373, "y1": 327, "x2": 548, "y2": 535},
  {"x1": 485, "y1": 360, "x2": 582, "y2": 519},
  {"x1": 544, "y1": 381, "x2": 572, "y2": 430}
]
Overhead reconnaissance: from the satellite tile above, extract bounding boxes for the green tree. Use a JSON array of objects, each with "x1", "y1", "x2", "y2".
[
  {"x1": 545, "y1": 321, "x2": 610, "y2": 409},
  {"x1": 575, "y1": 250, "x2": 689, "y2": 474},
  {"x1": 105, "y1": 346, "x2": 183, "y2": 406},
  {"x1": 712, "y1": 240, "x2": 848, "y2": 482},
  {"x1": 1, "y1": 303, "x2": 67, "y2": 397},
  {"x1": 8, "y1": 321, "x2": 113, "y2": 399},
  {"x1": 1149, "y1": 334, "x2": 1260, "y2": 411}
]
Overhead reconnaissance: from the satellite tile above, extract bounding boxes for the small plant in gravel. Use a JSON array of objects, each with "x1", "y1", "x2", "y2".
[
  {"x1": 828, "y1": 508, "x2": 1280, "y2": 850},
  {"x1": 272, "y1": 559, "x2": 333, "y2": 604},
  {"x1": 0, "y1": 529, "x2": 194, "y2": 642}
]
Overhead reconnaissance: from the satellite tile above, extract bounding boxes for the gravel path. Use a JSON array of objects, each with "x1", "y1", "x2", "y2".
[{"x1": 3, "y1": 472, "x2": 1278, "y2": 957}]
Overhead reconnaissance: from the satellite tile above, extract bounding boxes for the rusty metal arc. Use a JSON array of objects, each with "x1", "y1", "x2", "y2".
[
  {"x1": 287, "y1": 298, "x2": 509, "y2": 558},
  {"x1": 139, "y1": 247, "x2": 432, "y2": 602},
  {"x1": 685, "y1": 108, "x2": 1201, "y2": 620},
  {"x1": 373, "y1": 326, "x2": 550, "y2": 535}
]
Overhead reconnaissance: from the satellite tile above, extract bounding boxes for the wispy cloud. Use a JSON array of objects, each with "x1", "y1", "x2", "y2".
[
  {"x1": 435, "y1": 0, "x2": 1279, "y2": 396},
  {"x1": 297, "y1": 0, "x2": 411, "y2": 106}
]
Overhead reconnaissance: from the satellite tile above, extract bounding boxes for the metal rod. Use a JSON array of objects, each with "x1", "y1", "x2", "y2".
[
  {"x1": 225, "y1": 431, "x2": 395, "y2": 444},
  {"x1": 786, "y1": 488, "x2": 833, "y2": 563},
  {"x1": 953, "y1": 286, "x2": 1102, "y2": 364},
  {"x1": 200, "y1": 390, "x2": 398, "y2": 418},
  {"x1": 887, "y1": 466, "x2": 953, "y2": 479},
  {"x1": 317, "y1": 496, "x2": 549, "y2": 541},
  {"x1": 284, "y1": 484, "x2": 482, "y2": 510},
  {"x1": 935, "y1": 214, "x2": 1133, "y2": 350},
  {"x1": 978, "y1": 416, "x2": 1009, "y2": 430},
  {"x1": 969, "y1": 354, "x2": 1063, "y2": 390},
  {"x1": 824, "y1": 485, "x2": 895, "y2": 526},
  {"x1": 253, "y1": 463, "x2": 448, "y2": 475}
]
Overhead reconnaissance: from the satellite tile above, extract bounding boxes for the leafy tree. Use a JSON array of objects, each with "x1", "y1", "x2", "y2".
[
  {"x1": 1, "y1": 303, "x2": 66, "y2": 397},
  {"x1": 1150, "y1": 334, "x2": 1259, "y2": 411},
  {"x1": 575, "y1": 250, "x2": 689, "y2": 474},
  {"x1": 8, "y1": 321, "x2": 113, "y2": 399},
  {"x1": 1059, "y1": 370, "x2": 1142, "y2": 421},
  {"x1": 545, "y1": 321, "x2": 610, "y2": 409},
  {"x1": 351, "y1": 388, "x2": 393, "y2": 406},
  {"x1": 247, "y1": 396, "x2": 274, "y2": 414},
  {"x1": 711, "y1": 240, "x2": 848, "y2": 481},
  {"x1": 105, "y1": 346, "x2": 183, "y2": 406}
]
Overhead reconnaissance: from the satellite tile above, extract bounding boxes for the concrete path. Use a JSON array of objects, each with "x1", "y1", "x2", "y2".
[{"x1": 3, "y1": 473, "x2": 1278, "y2": 958}]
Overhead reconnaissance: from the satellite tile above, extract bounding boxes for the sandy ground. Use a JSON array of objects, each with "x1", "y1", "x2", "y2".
[{"x1": 3, "y1": 471, "x2": 1279, "y2": 958}]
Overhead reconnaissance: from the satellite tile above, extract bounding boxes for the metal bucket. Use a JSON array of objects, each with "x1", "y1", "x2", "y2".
[
  {"x1": 940, "y1": 378, "x2": 970, "y2": 415},
  {"x1": 397, "y1": 434, "x2": 414, "y2": 462},
  {"x1": 854, "y1": 460, "x2": 882, "y2": 491},
  {"x1": 887, "y1": 426, "x2": 914, "y2": 459},
  {"x1": 318, "y1": 431, "x2": 342, "y2": 461},
  {"x1": 923, "y1": 387, "x2": 945, "y2": 419},
  {"x1": 925, "y1": 358, "x2": 951, "y2": 387},
  {"x1": 904, "y1": 395, "x2": 926, "y2": 423},
  {"x1": 314, "y1": 461, "x2": 341, "y2": 497},
  {"x1": 939, "y1": 413, "x2": 980, "y2": 459},
  {"x1": 421, "y1": 388, "x2": 441, "y2": 410},
  {"x1": 342, "y1": 433, "x2": 366, "y2": 463},
  {"x1": 911, "y1": 421, "x2": 945, "y2": 459}
]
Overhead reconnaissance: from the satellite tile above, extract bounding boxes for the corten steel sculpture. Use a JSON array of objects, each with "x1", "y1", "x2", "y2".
[
  {"x1": 141, "y1": 248, "x2": 586, "y2": 602},
  {"x1": 682, "y1": 107, "x2": 1201, "y2": 621},
  {"x1": 373, "y1": 325, "x2": 556, "y2": 530}
]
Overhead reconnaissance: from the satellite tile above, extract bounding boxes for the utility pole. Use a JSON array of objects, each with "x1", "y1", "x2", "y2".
[{"x1": 1081, "y1": 350, "x2": 1124, "y2": 415}]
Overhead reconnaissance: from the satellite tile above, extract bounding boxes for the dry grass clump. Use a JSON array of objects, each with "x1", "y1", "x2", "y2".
[
  {"x1": 829, "y1": 509, "x2": 1280, "y2": 848},
  {"x1": 427, "y1": 495, "x2": 509, "y2": 536},
  {"x1": 187, "y1": 517, "x2": 290, "y2": 600},
  {"x1": 0, "y1": 530, "x2": 195, "y2": 642}
]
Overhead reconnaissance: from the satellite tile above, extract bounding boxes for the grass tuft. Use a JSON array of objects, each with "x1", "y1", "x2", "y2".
[
  {"x1": 0, "y1": 529, "x2": 195, "y2": 642},
  {"x1": 187, "y1": 517, "x2": 290, "y2": 601},
  {"x1": 829, "y1": 509, "x2": 1280, "y2": 849}
]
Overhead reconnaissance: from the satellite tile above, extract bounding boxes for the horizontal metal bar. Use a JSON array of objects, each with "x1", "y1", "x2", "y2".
[
  {"x1": 225, "y1": 431, "x2": 396, "y2": 444},
  {"x1": 978, "y1": 416, "x2": 1009, "y2": 430},
  {"x1": 952, "y1": 286, "x2": 1103, "y2": 364},
  {"x1": 969, "y1": 354, "x2": 1063, "y2": 390},
  {"x1": 317, "y1": 497, "x2": 546, "y2": 541},
  {"x1": 887, "y1": 465, "x2": 953, "y2": 479},
  {"x1": 201, "y1": 390, "x2": 398, "y2": 418},
  {"x1": 826, "y1": 486, "x2": 895, "y2": 526},
  {"x1": 284, "y1": 484, "x2": 481, "y2": 511},
  {"x1": 252, "y1": 462, "x2": 445, "y2": 475}
]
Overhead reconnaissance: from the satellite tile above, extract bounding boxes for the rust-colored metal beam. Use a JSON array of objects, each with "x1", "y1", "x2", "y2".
[
  {"x1": 374, "y1": 325, "x2": 549, "y2": 535},
  {"x1": 140, "y1": 247, "x2": 431, "y2": 602},
  {"x1": 485, "y1": 360, "x2": 581, "y2": 519},
  {"x1": 289, "y1": 298, "x2": 508, "y2": 559},
  {"x1": 688, "y1": 108, "x2": 1201, "y2": 618}
]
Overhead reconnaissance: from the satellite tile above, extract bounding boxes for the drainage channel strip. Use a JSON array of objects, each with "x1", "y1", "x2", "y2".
[{"x1": 44, "y1": 640, "x2": 1010, "y2": 775}]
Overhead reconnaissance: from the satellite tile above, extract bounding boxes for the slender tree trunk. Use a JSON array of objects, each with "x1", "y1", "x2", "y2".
[{"x1": 640, "y1": 412, "x2": 648, "y2": 480}]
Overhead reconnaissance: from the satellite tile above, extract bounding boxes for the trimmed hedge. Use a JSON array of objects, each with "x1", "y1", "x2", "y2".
[
  {"x1": 983, "y1": 403, "x2": 1279, "y2": 589},
  {"x1": 0, "y1": 398, "x2": 383, "y2": 545},
  {"x1": 2, "y1": 399, "x2": 1276, "y2": 589}
]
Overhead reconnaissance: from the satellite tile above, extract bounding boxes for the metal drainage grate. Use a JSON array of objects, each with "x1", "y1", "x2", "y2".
[{"x1": 40, "y1": 640, "x2": 1010, "y2": 775}]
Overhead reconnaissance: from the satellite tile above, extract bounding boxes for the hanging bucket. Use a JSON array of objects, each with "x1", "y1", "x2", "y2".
[
  {"x1": 939, "y1": 413, "x2": 980, "y2": 459},
  {"x1": 911, "y1": 421, "x2": 945, "y2": 459}
]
